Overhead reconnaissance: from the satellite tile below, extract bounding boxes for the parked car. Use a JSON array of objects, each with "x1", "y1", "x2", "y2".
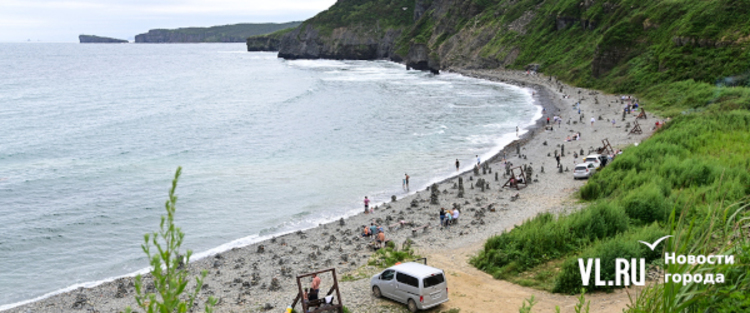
[
  {"x1": 583, "y1": 154, "x2": 608, "y2": 169},
  {"x1": 370, "y1": 262, "x2": 449, "y2": 312},
  {"x1": 573, "y1": 163, "x2": 597, "y2": 179}
]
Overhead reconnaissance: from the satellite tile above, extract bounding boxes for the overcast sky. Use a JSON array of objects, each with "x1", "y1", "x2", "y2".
[{"x1": 0, "y1": 0, "x2": 337, "y2": 42}]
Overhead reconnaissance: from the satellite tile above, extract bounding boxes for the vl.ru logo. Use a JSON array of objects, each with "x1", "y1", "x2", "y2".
[{"x1": 578, "y1": 235, "x2": 672, "y2": 287}]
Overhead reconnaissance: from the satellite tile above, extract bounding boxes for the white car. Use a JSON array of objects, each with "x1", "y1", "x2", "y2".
[
  {"x1": 583, "y1": 154, "x2": 607, "y2": 169},
  {"x1": 370, "y1": 262, "x2": 449, "y2": 312},
  {"x1": 573, "y1": 163, "x2": 597, "y2": 179}
]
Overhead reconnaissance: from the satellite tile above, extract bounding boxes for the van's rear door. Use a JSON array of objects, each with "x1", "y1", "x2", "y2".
[{"x1": 421, "y1": 272, "x2": 448, "y2": 307}]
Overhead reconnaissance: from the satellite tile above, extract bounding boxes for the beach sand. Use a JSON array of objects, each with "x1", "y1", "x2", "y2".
[{"x1": 6, "y1": 69, "x2": 660, "y2": 313}]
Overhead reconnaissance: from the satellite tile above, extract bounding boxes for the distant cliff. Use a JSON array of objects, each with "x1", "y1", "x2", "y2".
[
  {"x1": 79, "y1": 35, "x2": 128, "y2": 43},
  {"x1": 246, "y1": 28, "x2": 296, "y2": 52},
  {"x1": 136, "y1": 22, "x2": 301, "y2": 43}
]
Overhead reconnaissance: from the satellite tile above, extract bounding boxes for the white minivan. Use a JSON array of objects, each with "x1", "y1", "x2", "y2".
[{"x1": 370, "y1": 262, "x2": 449, "y2": 312}]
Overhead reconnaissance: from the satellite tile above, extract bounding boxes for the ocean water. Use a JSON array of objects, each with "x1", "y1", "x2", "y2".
[{"x1": 0, "y1": 43, "x2": 538, "y2": 307}]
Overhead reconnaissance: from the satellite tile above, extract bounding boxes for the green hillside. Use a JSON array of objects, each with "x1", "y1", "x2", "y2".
[
  {"x1": 285, "y1": 0, "x2": 750, "y2": 311},
  {"x1": 135, "y1": 22, "x2": 301, "y2": 43}
]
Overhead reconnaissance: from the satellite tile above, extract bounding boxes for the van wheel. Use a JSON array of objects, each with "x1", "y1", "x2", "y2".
[
  {"x1": 372, "y1": 286, "x2": 382, "y2": 298},
  {"x1": 407, "y1": 299, "x2": 418, "y2": 312}
]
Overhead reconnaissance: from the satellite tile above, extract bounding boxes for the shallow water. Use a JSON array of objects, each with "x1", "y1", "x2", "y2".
[{"x1": 0, "y1": 43, "x2": 538, "y2": 306}]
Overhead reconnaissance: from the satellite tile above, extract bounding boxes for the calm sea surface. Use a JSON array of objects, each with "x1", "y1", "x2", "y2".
[{"x1": 0, "y1": 43, "x2": 538, "y2": 307}]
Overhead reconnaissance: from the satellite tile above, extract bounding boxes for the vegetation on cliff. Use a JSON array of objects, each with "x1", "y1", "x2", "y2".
[
  {"x1": 79, "y1": 35, "x2": 128, "y2": 43},
  {"x1": 136, "y1": 22, "x2": 301, "y2": 43}
]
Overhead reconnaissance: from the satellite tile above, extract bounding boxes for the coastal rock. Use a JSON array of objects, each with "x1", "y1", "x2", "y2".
[{"x1": 78, "y1": 35, "x2": 127, "y2": 43}]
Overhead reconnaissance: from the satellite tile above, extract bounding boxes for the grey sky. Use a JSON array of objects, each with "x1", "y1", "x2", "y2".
[{"x1": 0, "y1": 0, "x2": 336, "y2": 42}]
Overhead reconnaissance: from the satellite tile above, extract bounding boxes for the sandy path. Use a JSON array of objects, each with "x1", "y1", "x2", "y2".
[{"x1": 420, "y1": 243, "x2": 638, "y2": 313}]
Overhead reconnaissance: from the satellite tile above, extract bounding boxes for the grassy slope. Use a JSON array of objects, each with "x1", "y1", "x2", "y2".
[
  {"x1": 461, "y1": 1, "x2": 750, "y2": 310},
  {"x1": 300, "y1": 0, "x2": 416, "y2": 36}
]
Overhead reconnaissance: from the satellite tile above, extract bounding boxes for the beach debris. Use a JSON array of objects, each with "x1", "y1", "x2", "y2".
[
  {"x1": 339, "y1": 218, "x2": 345, "y2": 226},
  {"x1": 541, "y1": 166, "x2": 545, "y2": 173},
  {"x1": 457, "y1": 177, "x2": 465, "y2": 198},
  {"x1": 410, "y1": 199, "x2": 419, "y2": 208},
  {"x1": 71, "y1": 293, "x2": 89, "y2": 309},
  {"x1": 510, "y1": 194, "x2": 520, "y2": 202},
  {"x1": 443, "y1": 189, "x2": 449, "y2": 194},
  {"x1": 257, "y1": 245, "x2": 265, "y2": 253},
  {"x1": 114, "y1": 281, "x2": 128, "y2": 298},
  {"x1": 565, "y1": 167, "x2": 570, "y2": 172},
  {"x1": 391, "y1": 195, "x2": 397, "y2": 202},
  {"x1": 264, "y1": 302, "x2": 275, "y2": 310},
  {"x1": 543, "y1": 140, "x2": 548, "y2": 146},
  {"x1": 452, "y1": 182, "x2": 458, "y2": 189}
]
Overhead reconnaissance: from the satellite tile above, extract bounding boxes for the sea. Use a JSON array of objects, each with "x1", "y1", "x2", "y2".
[{"x1": 0, "y1": 43, "x2": 539, "y2": 308}]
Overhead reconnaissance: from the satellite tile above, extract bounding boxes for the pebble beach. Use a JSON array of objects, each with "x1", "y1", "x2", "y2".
[{"x1": 6, "y1": 68, "x2": 659, "y2": 313}]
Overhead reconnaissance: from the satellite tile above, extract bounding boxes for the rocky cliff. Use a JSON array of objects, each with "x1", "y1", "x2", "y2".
[
  {"x1": 79, "y1": 35, "x2": 128, "y2": 43},
  {"x1": 277, "y1": 0, "x2": 750, "y2": 90},
  {"x1": 136, "y1": 22, "x2": 301, "y2": 43}
]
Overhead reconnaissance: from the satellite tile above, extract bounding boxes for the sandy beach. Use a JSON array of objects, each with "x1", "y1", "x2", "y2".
[{"x1": 6, "y1": 68, "x2": 659, "y2": 313}]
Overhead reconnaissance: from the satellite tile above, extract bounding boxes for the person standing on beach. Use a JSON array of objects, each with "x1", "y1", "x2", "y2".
[
  {"x1": 455, "y1": 159, "x2": 460, "y2": 171},
  {"x1": 364, "y1": 196, "x2": 370, "y2": 214},
  {"x1": 611, "y1": 119, "x2": 616, "y2": 127},
  {"x1": 516, "y1": 126, "x2": 519, "y2": 137},
  {"x1": 590, "y1": 117, "x2": 595, "y2": 126},
  {"x1": 547, "y1": 117, "x2": 550, "y2": 125},
  {"x1": 404, "y1": 174, "x2": 410, "y2": 188},
  {"x1": 310, "y1": 274, "x2": 321, "y2": 301},
  {"x1": 476, "y1": 155, "x2": 481, "y2": 166}
]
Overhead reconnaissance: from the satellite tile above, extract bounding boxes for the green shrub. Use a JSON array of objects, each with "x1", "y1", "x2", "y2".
[
  {"x1": 553, "y1": 224, "x2": 667, "y2": 294},
  {"x1": 125, "y1": 167, "x2": 216, "y2": 313}
]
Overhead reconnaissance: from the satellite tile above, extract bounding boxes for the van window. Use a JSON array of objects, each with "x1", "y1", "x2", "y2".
[
  {"x1": 423, "y1": 273, "x2": 445, "y2": 288},
  {"x1": 396, "y1": 272, "x2": 419, "y2": 287},
  {"x1": 380, "y1": 270, "x2": 395, "y2": 281}
]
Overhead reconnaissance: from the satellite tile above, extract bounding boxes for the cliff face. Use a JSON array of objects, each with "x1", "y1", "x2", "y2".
[
  {"x1": 79, "y1": 35, "x2": 128, "y2": 43},
  {"x1": 277, "y1": 0, "x2": 750, "y2": 90},
  {"x1": 278, "y1": 24, "x2": 402, "y2": 60}
]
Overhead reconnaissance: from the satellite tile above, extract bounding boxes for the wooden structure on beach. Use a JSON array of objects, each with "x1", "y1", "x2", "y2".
[
  {"x1": 600, "y1": 138, "x2": 614, "y2": 155},
  {"x1": 629, "y1": 121, "x2": 643, "y2": 135},
  {"x1": 290, "y1": 268, "x2": 344, "y2": 313},
  {"x1": 502, "y1": 166, "x2": 528, "y2": 190},
  {"x1": 636, "y1": 109, "x2": 647, "y2": 119}
]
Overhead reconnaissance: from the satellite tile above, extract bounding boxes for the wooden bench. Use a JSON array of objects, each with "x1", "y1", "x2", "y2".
[{"x1": 411, "y1": 223, "x2": 430, "y2": 234}]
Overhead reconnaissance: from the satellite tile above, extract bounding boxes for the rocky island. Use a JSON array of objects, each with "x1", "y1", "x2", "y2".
[
  {"x1": 135, "y1": 22, "x2": 301, "y2": 43},
  {"x1": 78, "y1": 35, "x2": 128, "y2": 43}
]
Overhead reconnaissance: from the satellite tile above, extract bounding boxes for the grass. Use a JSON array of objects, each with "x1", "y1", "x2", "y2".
[
  {"x1": 368, "y1": 246, "x2": 421, "y2": 268},
  {"x1": 472, "y1": 112, "x2": 750, "y2": 297}
]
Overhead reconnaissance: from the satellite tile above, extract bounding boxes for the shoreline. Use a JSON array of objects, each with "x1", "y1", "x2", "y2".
[
  {"x1": 6, "y1": 68, "x2": 658, "y2": 313},
  {"x1": 0, "y1": 67, "x2": 543, "y2": 312}
]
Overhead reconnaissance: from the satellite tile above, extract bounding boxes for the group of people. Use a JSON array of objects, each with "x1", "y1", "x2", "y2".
[
  {"x1": 565, "y1": 132, "x2": 582, "y2": 142},
  {"x1": 361, "y1": 222, "x2": 387, "y2": 248},
  {"x1": 439, "y1": 208, "x2": 460, "y2": 227}
]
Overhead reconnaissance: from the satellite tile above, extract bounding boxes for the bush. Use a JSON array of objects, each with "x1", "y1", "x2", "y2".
[{"x1": 554, "y1": 224, "x2": 667, "y2": 294}]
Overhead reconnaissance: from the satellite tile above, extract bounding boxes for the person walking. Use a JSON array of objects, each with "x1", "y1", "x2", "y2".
[
  {"x1": 364, "y1": 196, "x2": 371, "y2": 214},
  {"x1": 546, "y1": 117, "x2": 550, "y2": 125},
  {"x1": 455, "y1": 159, "x2": 460, "y2": 171}
]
